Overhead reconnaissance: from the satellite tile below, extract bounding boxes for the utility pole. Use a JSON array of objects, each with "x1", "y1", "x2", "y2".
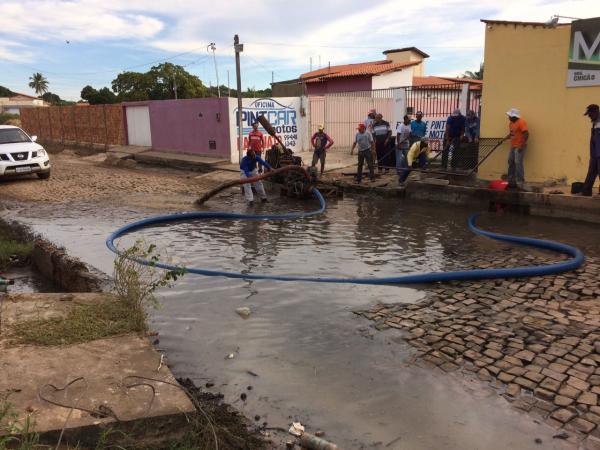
[
  {"x1": 227, "y1": 70, "x2": 230, "y2": 97},
  {"x1": 208, "y1": 42, "x2": 221, "y2": 97},
  {"x1": 173, "y1": 73, "x2": 178, "y2": 100},
  {"x1": 310, "y1": 57, "x2": 312, "y2": 71},
  {"x1": 271, "y1": 71, "x2": 274, "y2": 85},
  {"x1": 318, "y1": 55, "x2": 321, "y2": 69},
  {"x1": 234, "y1": 34, "x2": 244, "y2": 163}
]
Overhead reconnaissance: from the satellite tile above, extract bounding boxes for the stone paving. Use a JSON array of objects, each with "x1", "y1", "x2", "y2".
[{"x1": 355, "y1": 252, "x2": 600, "y2": 449}]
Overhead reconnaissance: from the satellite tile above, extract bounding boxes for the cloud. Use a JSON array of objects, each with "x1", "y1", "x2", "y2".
[
  {"x1": 2, "y1": 0, "x2": 600, "y2": 99},
  {"x1": 0, "y1": 39, "x2": 34, "y2": 63},
  {"x1": 0, "y1": 1, "x2": 164, "y2": 42}
]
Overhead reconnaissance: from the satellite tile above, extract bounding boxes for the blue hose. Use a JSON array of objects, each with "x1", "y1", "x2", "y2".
[{"x1": 106, "y1": 188, "x2": 584, "y2": 285}]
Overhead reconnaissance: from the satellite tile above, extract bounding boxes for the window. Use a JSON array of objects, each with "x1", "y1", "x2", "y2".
[{"x1": 0, "y1": 129, "x2": 30, "y2": 144}]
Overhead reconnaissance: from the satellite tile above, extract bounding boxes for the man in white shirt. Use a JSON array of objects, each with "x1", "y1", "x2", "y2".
[{"x1": 395, "y1": 115, "x2": 411, "y2": 178}]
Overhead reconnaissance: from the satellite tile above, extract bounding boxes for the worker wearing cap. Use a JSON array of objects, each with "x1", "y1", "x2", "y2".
[
  {"x1": 505, "y1": 108, "x2": 529, "y2": 189},
  {"x1": 351, "y1": 123, "x2": 375, "y2": 183},
  {"x1": 372, "y1": 113, "x2": 392, "y2": 172},
  {"x1": 410, "y1": 111, "x2": 427, "y2": 144},
  {"x1": 443, "y1": 109, "x2": 465, "y2": 170},
  {"x1": 248, "y1": 122, "x2": 265, "y2": 173},
  {"x1": 398, "y1": 138, "x2": 432, "y2": 184},
  {"x1": 311, "y1": 125, "x2": 334, "y2": 176},
  {"x1": 581, "y1": 104, "x2": 600, "y2": 196},
  {"x1": 240, "y1": 149, "x2": 272, "y2": 205}
]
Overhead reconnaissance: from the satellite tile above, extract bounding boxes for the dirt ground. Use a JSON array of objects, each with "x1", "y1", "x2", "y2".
[{"x1": 0, "y1": 149, "x2": 238, "y2": 209}]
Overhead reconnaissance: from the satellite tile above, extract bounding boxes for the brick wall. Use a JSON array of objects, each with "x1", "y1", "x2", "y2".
[{"x1": 20, "y1": 105, "x2": 125, "y2": 146}]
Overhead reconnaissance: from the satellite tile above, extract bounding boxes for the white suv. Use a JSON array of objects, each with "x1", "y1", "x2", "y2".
[{"x1": 0, "y1": 125, "x2": 51, "y2": 179}]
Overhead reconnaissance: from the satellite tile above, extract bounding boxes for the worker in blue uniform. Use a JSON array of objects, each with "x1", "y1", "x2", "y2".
[{"x1": 240, "y1": 149, "x2": 272, "y2": 205}]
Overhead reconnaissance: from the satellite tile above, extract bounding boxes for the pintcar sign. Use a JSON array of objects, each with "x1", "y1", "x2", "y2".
[
  {"x1": 567, "y1": 17, "x2": 600, "y2": 87},
  {"x1": 232, "y1": 98, "x2": 300, "y2": 151}
]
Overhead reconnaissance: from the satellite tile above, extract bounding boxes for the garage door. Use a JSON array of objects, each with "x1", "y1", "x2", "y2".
[{"x1": 126, "y1": 106, "x2": 152, "y2": 146}]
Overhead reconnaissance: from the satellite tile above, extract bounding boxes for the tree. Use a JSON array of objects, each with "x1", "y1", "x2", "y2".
[
  {"x1": 111, "y1": 63, "x2": 207, "y2": 102},
  {"x1": 0, "y1": 86, "x2": 14, "y2": 97},
  {"x1": 80, "y1": 85, "x2": 118, "y2": 104},
  {"x1": 462, "y1": 63, "x2": 484, "y2": 80},
  {"x1": 111, "y1": 71, "x2": 153, "y2": 101},
  {"x1": 41, "y1": 91, "x2": 74, "y2": 106},
  {"x1": 28, "y1": 72, "x2": 49, "y2": 95},
  {"x1": 41, "y1": 92, "x2": 61, "y2": 105}
]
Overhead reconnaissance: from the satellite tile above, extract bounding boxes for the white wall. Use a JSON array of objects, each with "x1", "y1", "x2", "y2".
[
  {"x1": 372, "y1": 67, "x2": 415, "y2": 90},
  {"x1": 228, "y1": 96, "x2": 308, "y2": 163}
]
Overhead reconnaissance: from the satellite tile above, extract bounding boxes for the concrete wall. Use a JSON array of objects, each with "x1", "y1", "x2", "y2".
[
  {"x1": 124, "y1": 98, "x2": 231, "y2": 158},
  {"x1": 228, "y1": 96, "x2": 309, "y2": 162},
  {"x1": 372, "y1": 68, "x2": 414, "y2": 90},
  {"x1": 479, "y1": 22, "x2": 600, "y2": 184},
  {"x1": 306, "y1": 77, "x2": 372, "y2": 95}
]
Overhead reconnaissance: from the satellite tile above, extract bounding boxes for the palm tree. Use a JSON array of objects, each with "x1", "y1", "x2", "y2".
[
  {"x1": 462, "y1": 63, "x2": 484, "y2": 80},
  {"x1": 28, "y1": 72, "x2": 49, "y2": 96}
]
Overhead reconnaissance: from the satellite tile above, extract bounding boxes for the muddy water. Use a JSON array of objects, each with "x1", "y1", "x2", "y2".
[
  {"x1": 5, "y1": 193, "x2": 597, "y2": 449},
  {"x1": 3, "y1": 266, "x2": 59, "y2": 293}
]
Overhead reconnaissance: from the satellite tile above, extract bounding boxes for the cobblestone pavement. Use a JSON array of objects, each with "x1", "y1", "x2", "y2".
[{"x1": 355, "y1": 251, "x2": 600, "y2": 449}]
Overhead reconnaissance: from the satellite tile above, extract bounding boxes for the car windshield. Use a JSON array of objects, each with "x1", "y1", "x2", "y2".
[{"x1": 0, "y1": 129, "x2": 30, "y2": 144}]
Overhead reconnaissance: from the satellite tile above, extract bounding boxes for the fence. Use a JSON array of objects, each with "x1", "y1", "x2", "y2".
[
  {"x1": 20, "y1": 105, "x2": 125, "y2": 146},
  {"x1": 309, "y1": 84, "x2": 482, "y2": 152}
]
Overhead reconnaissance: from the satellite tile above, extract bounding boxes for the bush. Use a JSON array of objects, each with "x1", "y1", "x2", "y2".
[{"x1": 0, "y1": 113, "x2": 19, "y2": 125}]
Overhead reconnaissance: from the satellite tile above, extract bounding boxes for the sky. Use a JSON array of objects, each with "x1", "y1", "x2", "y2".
[{"x1": 1, "y1": 0, "x2": 600, "y2": 101}]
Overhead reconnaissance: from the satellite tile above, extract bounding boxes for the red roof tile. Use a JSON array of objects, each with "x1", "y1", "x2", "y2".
[{"x1": 301, "y1": 60, "x2": 421, "y2": 83}]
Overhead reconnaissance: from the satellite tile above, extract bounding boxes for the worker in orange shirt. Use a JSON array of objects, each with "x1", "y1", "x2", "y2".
[
  {"x1": 248, "y1": 122, "x2": 265, "y2": 172},
  {"x1": 505, "y1": 108, "x2": 529, "y2": 190}
]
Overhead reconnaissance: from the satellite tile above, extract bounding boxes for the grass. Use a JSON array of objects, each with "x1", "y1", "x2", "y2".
[
  {"x1": 8, "y1": 240, "x2": 184, "y2": 346},
  {"x1": 10, "y1": 299, "x2": 142, "y2": 346},
  {"x1": 0, "y1": 397, "x2": 39, "y2": 450},
  {"x1": 0, "y1": 240, "x2": 34, "y2": 272}
]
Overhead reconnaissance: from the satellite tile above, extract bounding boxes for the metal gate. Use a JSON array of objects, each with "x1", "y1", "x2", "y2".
[{"x1": 308, "y1": 84, "x2": 482, "y2": 152}]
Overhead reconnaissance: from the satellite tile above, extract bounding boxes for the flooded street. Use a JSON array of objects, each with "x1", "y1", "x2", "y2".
[{"x1": 5, "y1": 191, "x2": 597, "y2": 449}]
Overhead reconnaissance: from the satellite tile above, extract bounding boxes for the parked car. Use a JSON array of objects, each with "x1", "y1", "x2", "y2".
[{"x1": 0, "y1": 125, "x2": 51, "y2": 179}]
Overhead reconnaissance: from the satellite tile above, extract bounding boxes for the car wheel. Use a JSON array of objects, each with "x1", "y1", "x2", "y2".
[{"x1": 37, "y1": 171, "x2": 51, "y2": 180}]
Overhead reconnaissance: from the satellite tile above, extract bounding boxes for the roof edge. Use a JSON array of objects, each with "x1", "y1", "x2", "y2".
[
  {"x1": 481, "y1": 19, "x2": 571, "y2": 28},
  {"x1": 383, "y1": 47, "x2": 430, "y2": 58}
]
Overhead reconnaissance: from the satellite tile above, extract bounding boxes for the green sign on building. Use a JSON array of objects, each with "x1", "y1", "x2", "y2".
[{"x1": 567, "y1": 17, "x2": 600, "y2": 87}]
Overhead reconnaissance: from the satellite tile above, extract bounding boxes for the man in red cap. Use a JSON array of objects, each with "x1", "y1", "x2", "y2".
[
  {"x1": 248, "y1": 122, "x2": 265, "y2": 172},
  {"x1": 351, "y1": 123, "x2": 375, "y2": 183},
  {"x1": 581, "y1": 104, "x2": 600, "y2": 196}
]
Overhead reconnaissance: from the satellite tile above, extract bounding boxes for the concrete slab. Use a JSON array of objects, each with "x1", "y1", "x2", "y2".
[
  {"x1": 326, "y1": 175, "x2": 600, "y2": 224},
  {"x1": 135, "y1": 150, "x2": 227, "y2": 172},
  {"x1": 107, "y1": 145, "x2": 151, "y2": 155},
  {"x1": 0, "y1": 293, "x2": 195, "y2": 435}
]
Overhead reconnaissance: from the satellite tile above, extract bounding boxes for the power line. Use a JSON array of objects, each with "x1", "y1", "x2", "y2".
[
  {"x1": 246, "y1": 41, "x2": 481, "y2": 49},
  {"x1": 15, "y1": 43, "x2": 213, "y2": 77}
]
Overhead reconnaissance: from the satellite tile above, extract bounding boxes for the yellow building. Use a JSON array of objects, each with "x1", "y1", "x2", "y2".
[{"x1": 479, "y1": 19, "x2": 600, "y2": 185}]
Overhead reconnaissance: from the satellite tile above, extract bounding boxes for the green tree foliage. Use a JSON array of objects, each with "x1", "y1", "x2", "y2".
[
  {"x1": 210, "y1": 85, "x2": 273, "y2": 98},
  {"x1": 111, "y1": 63, "x2": 207, "y2": 101},
  {"x1": 28, "y1": 72, "x2": 49, "y2": 95},
  {"x1": 0, "y1": 86, "x2": 14, "y2": 97},
  {"x1": 80, "y1": 85, "x2": 118, "y2": 104},
  {"x1": 462, "y1": 63, "x2": 484, "y2": 80}
]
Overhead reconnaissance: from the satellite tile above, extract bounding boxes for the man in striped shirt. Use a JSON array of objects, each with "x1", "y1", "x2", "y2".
[{"x1": 372, "y1": 113, "x2": 392, "y2": 172}]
